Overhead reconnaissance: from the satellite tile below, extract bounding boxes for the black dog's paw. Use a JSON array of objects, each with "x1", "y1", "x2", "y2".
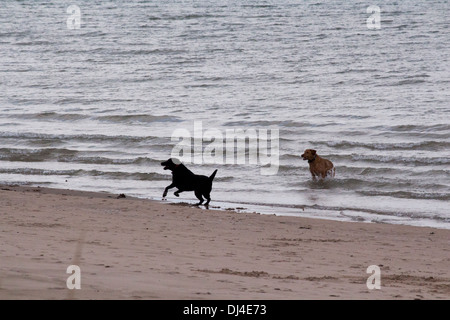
[{"x1": 174, "y1": 192, "x2": 179, "y2": 197}]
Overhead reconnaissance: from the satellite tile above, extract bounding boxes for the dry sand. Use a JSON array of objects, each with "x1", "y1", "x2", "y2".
[{"x1": 0, "y1": 185, "x2": 449, "y2": 300}]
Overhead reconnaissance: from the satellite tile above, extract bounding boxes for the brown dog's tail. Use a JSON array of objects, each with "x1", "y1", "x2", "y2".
[{"x1": 209, "y1": 169, "x2": 218, "y2": 181}]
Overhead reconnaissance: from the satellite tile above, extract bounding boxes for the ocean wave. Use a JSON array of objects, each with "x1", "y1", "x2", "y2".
[
  {"x1": 301, "y1": 177, "x2": 389, "y2": 190},
  {"x1": 159, "y1": 13, "x2": 226, "y2": 21},
  {"x1": 372, "y1": 123, "x2": 450, "y2": 132},
  {"x1": 332, "y1": 154, "x2": 450, "y2": 166},
  {"x1": 377, "y1": 79, "x2": 427, "y2": 86},
  {"x1": 0, "y1": 148, "x2": 166, "y2": 165},
  {"x1": 223, "y1": 201, "x2": 450, "y2": 224},
  {"x1": 335, "y1": 68, "x2": 380, "y2": 74},
  {"x1": 358, "y1": 190, "x2": 450, "y2": 201},
  {"x1": 95, "y1": 114, "x2": 181, "y2": 124},
  {"x1": 7, "y1": 112, "x2": 90, "y2": 122},
  {"x1": 300, "y1": 176, "x2": 449, "y2": 193},
  {"x1": 340, "y1": 166, "x2": 404, "y2": 176},
  {"x1": 0, "y1": 148, "x2": 78, "y2": 162},
  {"x1": 0, "y1": 168, "x2": 168, "y2": 181},
  {"x1": 223, "y1": 120, "x2": 309, "y2": 127},
  {"x1": 57, "y1": 156, "x2": 162, "y2": 166},
  {"x1": 304, "y1": 204, "x2": 450, "y2": 222},
  {"x1": 0, "y1": 131, "x2": 162, "y2": 144},
  {"x1": 14, "y1": 40, "x2": 53, "y2": 46},
  {"x1": 316, "y1": 140, "x2": 449, "y2": 151}
]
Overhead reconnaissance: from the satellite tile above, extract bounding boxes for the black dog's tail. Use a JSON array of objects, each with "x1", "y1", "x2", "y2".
[{"x1": 209, "y1": 169, "x2": 218, "y2": 181}]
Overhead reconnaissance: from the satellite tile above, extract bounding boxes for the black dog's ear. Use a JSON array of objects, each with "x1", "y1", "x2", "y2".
[{"x1": 311, "y1": 149, "x2": 316, "y2": 155}]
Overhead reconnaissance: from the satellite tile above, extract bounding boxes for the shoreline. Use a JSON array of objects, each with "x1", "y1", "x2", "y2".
[
  {"x1": 0, "y1": 184, "x2": 449, "y2": 299},
  {"x1": 5, "y1": 182, "x2": 449, "y2": 231}
]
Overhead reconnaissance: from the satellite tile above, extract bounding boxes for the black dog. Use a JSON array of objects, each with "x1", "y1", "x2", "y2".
[{"x1": 161, "y1": 158, "x2": 218, "y2": 206}]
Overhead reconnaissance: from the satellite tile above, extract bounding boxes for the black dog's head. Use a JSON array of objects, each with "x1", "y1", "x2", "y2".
[{"x1": 161, "y1": 158, "x2": 182, "y2": 171}]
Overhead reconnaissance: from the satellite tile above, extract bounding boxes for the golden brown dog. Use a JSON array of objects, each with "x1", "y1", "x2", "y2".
[{"x1": 301, "y1": 149, "x2": 335, "y2": 179}]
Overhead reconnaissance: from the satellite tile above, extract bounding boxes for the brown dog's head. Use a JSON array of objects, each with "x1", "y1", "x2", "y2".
[{"x1": 301, "y1": 149, "x2": 316, "y2": 161}]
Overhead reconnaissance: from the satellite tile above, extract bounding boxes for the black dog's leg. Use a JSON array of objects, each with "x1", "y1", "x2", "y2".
[
  {"x1": 194, "y1": 190, "x2": 204, "y2": 206},
  {"x1": 204, "y1": 193, "x2": 211, "y2": 206},
  {"x1": 162, "y1": 183, "x2": 175, "y2": 198},
  {"x1": 174, "y1": 189, "x2": 183, "y2": 197}
]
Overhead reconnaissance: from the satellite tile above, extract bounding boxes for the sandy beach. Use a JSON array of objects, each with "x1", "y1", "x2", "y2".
[{"x1": 0, "y1": 185, "x2": 448, "y2": 300}]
